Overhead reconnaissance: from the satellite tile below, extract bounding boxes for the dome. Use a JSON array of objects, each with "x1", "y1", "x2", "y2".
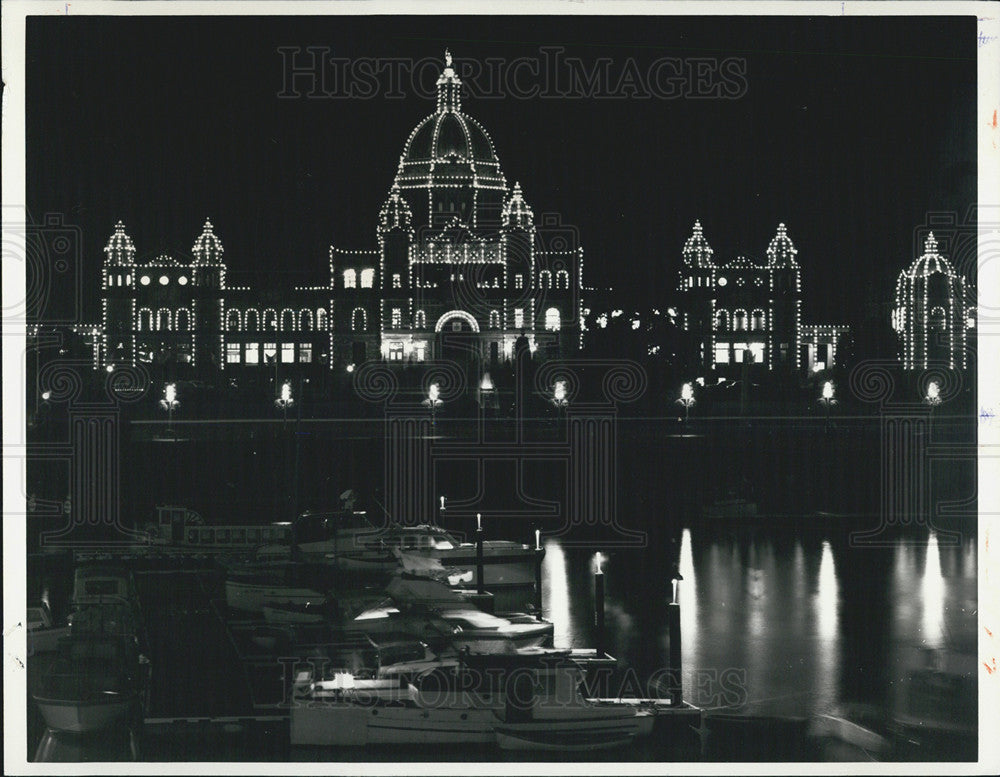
[
  {"x1": 766, "y1": 223, "x2": 798, "y2": 267},
  {"x1": 905, "y1": 232, "x2": 956, "y2": 278},
  {"x1": 681, "y1": 220, "x2": 714, "y2": 268},
  {"x1": 502, "y1": 182, "x2": 534, "y2": 229},
  {"x1": 104, "y1": 221, "x2": 136, "y2": 265},
  {"x1": 192, "y1": 219, "x2": 224, "y2": 265},
  {"x1": 378, "y1": 183, "x2": 413, "y2": 232},
  {"x1": 394, "y1": 52, "x2": 506, "y2": 195}
]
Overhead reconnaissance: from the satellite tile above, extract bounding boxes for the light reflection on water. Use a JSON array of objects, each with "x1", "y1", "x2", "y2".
[{"x1": 542, "y1": 526, "x2": 976, "y2": 720}]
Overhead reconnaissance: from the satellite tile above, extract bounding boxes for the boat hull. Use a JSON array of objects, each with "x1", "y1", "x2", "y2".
[
  {"x1": 225, "y1": 581, "x2": 324, "y2": 613},
  {"x1": 34, "y1": 694, "x2": 138, "y2": 734},
  {"x1": 292, "y1": 704, "x2": 496, "y2": 746}
]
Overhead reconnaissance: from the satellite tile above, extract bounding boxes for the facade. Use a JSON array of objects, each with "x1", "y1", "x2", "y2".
[
  {"x1": 96, "y1": 52, "x2": 584, "y2": 372},
  {"x1": 892, "y1": 232, "x2": 973, "y2": 370},
  {"x1": 676, "y1": 220, "x2": 848, "y2": 375}
]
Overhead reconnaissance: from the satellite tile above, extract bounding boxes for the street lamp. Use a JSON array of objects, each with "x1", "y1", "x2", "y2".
[
  {"x1": 159, "y1": 382, "x2": 179, "y2": 438},
  {"x1": 819, "y1": 380, "x2": 837, "y2": 428},
  {"x1": 275, "y1": 379, "x2": 294, "y2": 422},
  {"x1": 423, "y1": 382, "x2": 443, "y2": 425},
  {"x1": 925, "y1": 380, "x2": 941, "y2": 407},
  {"x1": 676, "y1": 382, "x2": 695, "y2": 422}
]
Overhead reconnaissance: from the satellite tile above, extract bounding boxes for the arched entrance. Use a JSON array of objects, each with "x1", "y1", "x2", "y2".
[{"x1": 434, "y1": 310, "x2": 481, "y2": 366}]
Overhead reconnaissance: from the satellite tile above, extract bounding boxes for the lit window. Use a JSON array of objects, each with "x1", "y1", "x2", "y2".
[
  {"x1": 734, "y1": 342, "x2": 749, "y2": 362},
  {"x1": 393, "y1": 273, "x2": 401, "y2": 289},
  {"x1": 140, "y1": 275, "x2": 151, "y2": 286},
  {"x1": 360, "y1": 269, "x2": 375, "y2": 288},
  {"x1": 733, "y1": 310, "x2": 747, "y2": 331},
  {"x1": 749, "y1": 343, "x2": 765, "y2": 363},
  {"x1": 714, "y1": 343, "x2": 730, "y2": 364},
  {"x1": 298, "y1": 343, "x2": 312, "y2": 363},
  {"x1": 281, "y1": 343, "x2": 295, "y2": 363},
  {"x1": 391, "y1": 308, "x2": 402, "y2": 329},
  {"x1": 226, "y1": 344, "x2": 241, "y2": 364},
  {"x1": 245, "y1": 343, "x2": 259, "y2": 364},
  {"x1": 159, "y1": 275, "x2": 169, "y2": 285},
  {"x1": 388, "y1": 344, "x2": 404, "y2": 361},
  {"x1": 343, "y1": 270, "x2": 357, "y2": 289},
  {"x1": 178, "y1": 276, "x2": 188, "y2": 286},
  {"x1": 752, "y1": 310, "x2": 765, "y2": 330},
  {"x1": 263, "y1": 342, "x2": 277, "y2": 363},
  {"x1": 514, "y1": 308, "x2": 525, "y2": 329},
  {"x1": 544, "y1": 307, "x2": 561, "y2": 332}
]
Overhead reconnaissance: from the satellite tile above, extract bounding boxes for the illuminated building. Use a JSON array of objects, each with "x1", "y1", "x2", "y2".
[
  {"x1": 95, "y1": 52, "x2": 584, "y2": 371},
  {"x1": 675, "y1": 220, "x2": 848, "y2": 375},
  {"x1": 892, "y1": 232, "x2": 973, "y2": 370}
]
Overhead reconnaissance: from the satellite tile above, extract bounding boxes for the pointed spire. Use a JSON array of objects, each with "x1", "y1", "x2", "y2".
[
  {"x1": 379, "y1": 183, "x2": 413, "y2": 232},
  {"x1": 766, "y1": 222, "x2": 798, "y2": 267},
  {"x1": 104, "y1": 221, "x2": 136, "y2": 265},
  {"x1": 924, "y1": 232, "x2": 938, "y2": 254},
  {"x1": 436, "y1": 49, "x2": 462, "y2": 113},
  {"x1": 502, "y1": 181, "x2": 534, "y2": 229},
  {"x1": 682, "y1": 219, "x2": 714, "y2": 268},
  {"x1": 192, "y1": 218, "x2": 224, "y2": 265}
]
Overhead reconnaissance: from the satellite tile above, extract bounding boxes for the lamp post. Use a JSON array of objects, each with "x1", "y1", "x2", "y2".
[
  {"x1": 676, "y1": 382, "x2": 695, "y2": 423},
  {"x1": 275, "y1": 379, "x2": 294, "y2": 424},
  {"x1": 159, "y1": 383, "x2": 179, "y2": 439},
  {"x1": 819, "y1": 380, "x2": 837, "y2": 429},
  {"x1": 550, "y1": 379, "x2": 569, "y2": 426},
  {"x1": 594, "y1": 552, "x2": 606, "y2": 658},
  {"x1": 668, "y1": 568, "x2": 684, "y2": 706},
  {"x1": 423, "y1": 382, "x2": 443, "y2": 426},
  {"x1": 925, "y1": 379, "x2": 941, "y2": 421}
]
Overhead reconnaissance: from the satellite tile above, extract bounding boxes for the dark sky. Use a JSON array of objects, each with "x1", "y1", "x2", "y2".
[{"x1": 27, "y1": 15, "x2": 976, "y2": 327}]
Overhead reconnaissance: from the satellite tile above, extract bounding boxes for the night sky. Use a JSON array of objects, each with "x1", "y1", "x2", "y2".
[{"x1": 27, "y1": 15, "x2": 976, "y2": 328}]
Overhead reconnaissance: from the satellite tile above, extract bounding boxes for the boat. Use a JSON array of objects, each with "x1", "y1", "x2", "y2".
[
  {"x1": 224, "y1": 561, "x2": 331, "y2": 614},
  {"x1": 143, "y1": 505, "x2": 294, "y2": 554},
  {"x1": 32, "y1": 634, "x2": 150, "y2": 734},
  {"x1": 701, "y1": 497, "x2": 759, "y2": 521},
  {"x1": 346, "y1": 574, "x2": 554, "y2": 654},
  {"x1": 261, "y1": 598, "x2": 333, "y2": 625},
  {"x1": 290, "y1": 650, "x2": 654, "y2": 748},
  {"x1": 27, "y1": 602, "x2": 71, "y2": 655},
  {"x1": 69, "y1": 564, "x2": 142, "y2": 613}
]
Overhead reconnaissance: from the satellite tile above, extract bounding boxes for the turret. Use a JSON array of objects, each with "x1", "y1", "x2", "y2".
[{"x1": 190, "y1": 219, "x2": 226, "y2": 369}]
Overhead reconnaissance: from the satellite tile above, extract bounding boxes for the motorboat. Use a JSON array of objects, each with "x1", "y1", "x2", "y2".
[
  {"x1": 224, "y1": 561, "x2": 331, "y2": 614},
  {"x1": 290, "y1": 650, "x2": 654, "y2": 749},
  {"x1": 27, "y1": 602, "x2": 71, "y2": 655},
  {"x1": 32, "y1": 634, "x2": 150, "y2": 734},
  {"x1": 69, "y1": 565, "x2": 142, "y2": 618}
]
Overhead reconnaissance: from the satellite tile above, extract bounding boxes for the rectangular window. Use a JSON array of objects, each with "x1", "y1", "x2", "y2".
[
  {"x1": 392, "y1": 308, "x2": 402, "y2": 329},
  {"x1": 514, "y1": 308, "x2": 524, "y2": 329},
  {"x1": 393, "y1": 273, "x2": 401, "y2": 289},
  {"x1": 515, "y1": 274, "x2": 523, "y2": 289},
  {"x1": 733, "y1": 342, "x2": 749, "y2": 363},
  {"x1": 388, "y1": 344, "x2": 403, "y2": 361},
  {"x1": 749, "y1": 343, "x2": 765, "y2": 363},
  {"x1": 714, "y1": 343, "x2": 730, "y2": 364},
  {"x1": 226, "y1": 343, "x2": 241, "y2": 364},
  {"x1": 263, "y1": 342, "x2": 277, "y2": 363},
  {"x1": 245, "y1": 342, "x2": 260, "y2": 364},
  {"x1": 298, "y1": 343, "x2": 312, "y2": 363},
  {"x1": 360, "y1": 269, "x2": 374, "y2": 288},
  {"x1": 281, "y1": 342, "x2": 295, "y2": 363}
]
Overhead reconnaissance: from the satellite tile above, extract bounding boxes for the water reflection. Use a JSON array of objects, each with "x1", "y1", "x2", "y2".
[
  {"x1": 541, "y1": 538, "x2": 572, "y2": 648},
  {"x1": 921, "y1": 532, "x2": 944, "y2": 649}
]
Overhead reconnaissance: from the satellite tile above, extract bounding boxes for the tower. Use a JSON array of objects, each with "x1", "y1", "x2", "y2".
[
  {"x1": 893, "y1": 232, "x2": 969, "y2": 370},
  {"x1": 100, "y1": 221, "x2": 137, "y2": 367},
  {"x1": 190, "y1": 219, "x2": 226, "y2": 369},
  {"x1": 765, "y1": 223, "x2": 801, "y2": 371}
]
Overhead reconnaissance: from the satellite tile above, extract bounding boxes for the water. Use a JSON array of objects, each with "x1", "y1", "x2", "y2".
[{"x1": 25, "y1": 411, "x2": 978, "y2": 760}]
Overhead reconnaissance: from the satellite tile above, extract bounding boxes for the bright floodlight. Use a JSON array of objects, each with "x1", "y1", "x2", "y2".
[
  {"x1": 161, "y1": 383, "x2": 178, "y2": 408},
  {"x1": 481, "y1": 373, "x2": 494, "y2": 391},
  {"x1": 41, "y1": 391, "x2": 51, "y2": 401},
  {"x1": 681, "y1": 383, "x2": 694, "y2": 403},
  {"x1": 926, "y1": 380, "x2": 941, "y2": 405},
  {"x1": 554, "y1": 380, "x2": 567, "y2": 404},
  {"x1": 594, "y1": 551, "x2": 604, "y2": 575},
  {"x1": 428, "y1": 382, "x2": 440, "y2": 403},
  {"x1": 822, "y1": 381, "x2": 835, "y2": 401}
]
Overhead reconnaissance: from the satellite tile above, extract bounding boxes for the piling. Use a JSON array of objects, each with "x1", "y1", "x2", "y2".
[
  {"x1": 594, "y1": 563, "x2": 605, "y2": 659},
  {"x1": 533, "y1": 529, "x2": 543, "y2": 620},
  {"x1": 476, "y1": 513, "x2": 485, "y2": 596},
  {"x1": 667, "y1": 600, "x2": 682, "y2": 706}
]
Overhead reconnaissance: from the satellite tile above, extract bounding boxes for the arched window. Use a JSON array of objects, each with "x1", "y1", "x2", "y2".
[
  {"x1": 280, "y1": 309, "x2": 296, "y2": 331},
  {"x1": 714, "y1": 309, "x2": 729, "y2": 331},
  {"x1": 733, "y1": 309, "x2": 747, "y2": 331},
  {"x1": 414, "y1": 310, "x2": 427, "y2": 329},
  {"x1": 751, "y1": 309, "x2": 766, "y2": 331},
  {"x1": 343, "y1": 269, "x2": 357, "y2": 289},
  {"x1": 316, "y1": 308, "x2": 328, "y2": 331},
  {"x1": 263, "y1": 308, "x2": 277, "y2": 330},
  {"x1": 929, "y1": 306, "x2": 947, "y2": 331},
  {"x1": 538, "y1": 270, "x2": 552, "y2": 289},
  {"x1": 555, "y1": 270, "x2": 570, "y2": 290},
  {"x1": 360, "y1": 269, "x2": 375, "y2": 288},
  {"x1": 299, "y1": 309, "x2": 313, "y2": 331},
  {"x1": 175, "y1": 309, "x2": 191, "y2": 332},
  {"x1": 544, "y1": 307, "x2": 561, "y2": 331},
  {"x1": 488, "y1": 310, "x2": 501, "y2": 329},
  {"x1": 226, "y1": 309, "x2": 242, "y2": 331},
  {"x1": 138, "y1": 308, "x2": 153, "y2": 332},
  {"x1": 244, "y1": 309, "x2": 259, "y2": 332},
  {"x1": 352, "y1": 307, "x2": 367, "y2": 332},
  {"x1": 157, "y1": 308, "x2": 173, "y2": 332}
]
